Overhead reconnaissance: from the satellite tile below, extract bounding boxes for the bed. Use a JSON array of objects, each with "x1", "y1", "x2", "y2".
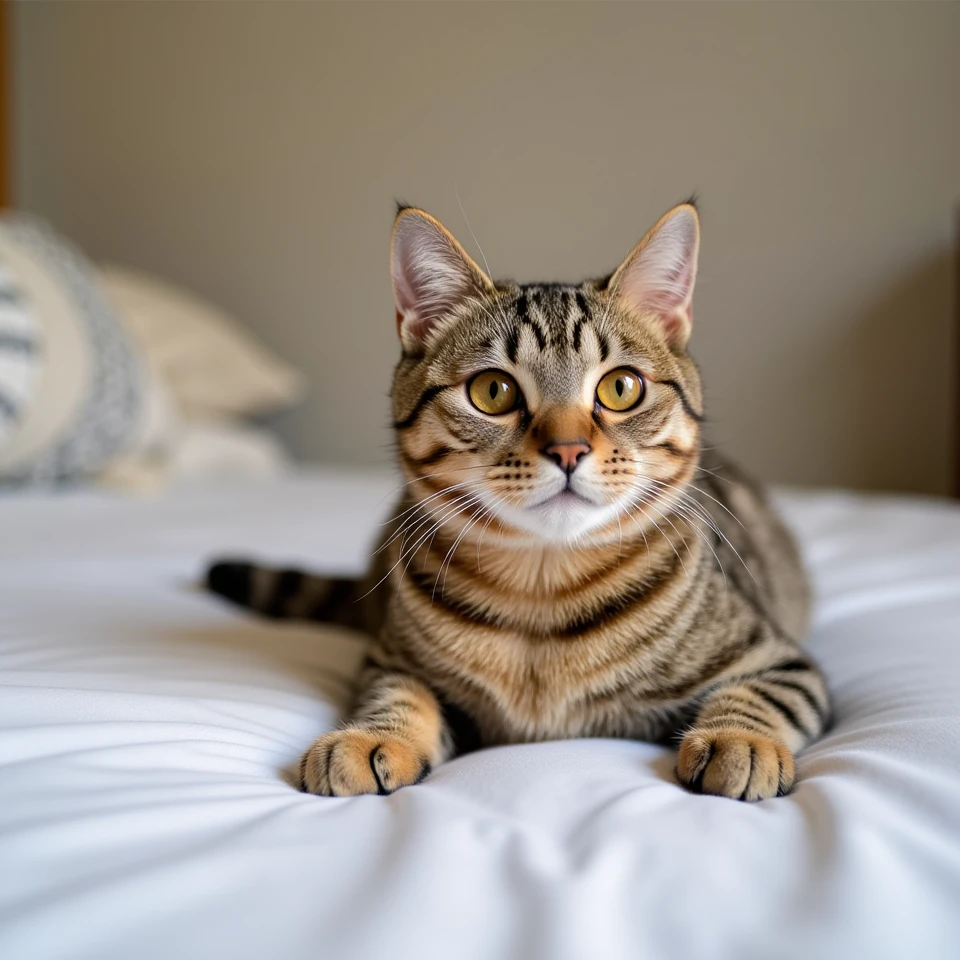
[{"x1": 1, "y1": 468, "x2": 958, "y2": 960}]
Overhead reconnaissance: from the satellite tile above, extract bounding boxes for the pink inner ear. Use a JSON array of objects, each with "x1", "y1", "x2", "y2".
[
  {"x1": 618, "y1": 257, "x2": 694, "y2": 322},
  {"x1": 391, "y1": 213, "x2": 483, "y2": 344},
  {"x1": 391, "y1": 235, "x2": 432, "y2": 320},
  {"x1": 614, "y1": 209, "x2": 699, "y2": 345}
]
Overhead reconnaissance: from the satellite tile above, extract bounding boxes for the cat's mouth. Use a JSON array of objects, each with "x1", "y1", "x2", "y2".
[
  {"x1": 484, "y1": 482, "x2": 620, "y2": 542},
  {"x1": 529, "y1": 488, "x2": 597, "y2": 511}
]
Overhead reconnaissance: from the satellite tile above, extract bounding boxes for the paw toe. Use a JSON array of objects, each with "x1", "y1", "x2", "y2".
[
  {"x1": 678, "y1": 728, "x2": 795, "y2": 801},
  {"x1": 300, "y1": 729, "x2": 430, "y2": 797}
]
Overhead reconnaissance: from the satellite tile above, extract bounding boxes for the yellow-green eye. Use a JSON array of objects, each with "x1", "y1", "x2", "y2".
[
  {"x1": 468, "y1": 370, "x2": 520, "y2": 415},
  {"x1": 596, "y1": 368, "x2": 644, "y2": 412}
]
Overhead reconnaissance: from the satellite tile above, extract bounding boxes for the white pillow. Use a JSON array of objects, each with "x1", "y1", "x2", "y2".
[
  {"x1": 98, "y1": 421, "x2": 289, "y2": 494},
  {"x1": 0, "y1": 215, "x2": 156, "y2": 485},
  {"x1": 168, "y1": 421, "x2": 289, "y2": 481},
  {"x1": 98, "y1": 264, "x2": 305, "y2": 419}
]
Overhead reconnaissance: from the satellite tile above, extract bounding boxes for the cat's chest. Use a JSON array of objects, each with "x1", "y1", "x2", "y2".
[
  {"x1": 421, "y1": 619, "x2": 650, "y2": 741},
  {"x1": 391, "y1": 558, "x2": 686, "y2": 741}
]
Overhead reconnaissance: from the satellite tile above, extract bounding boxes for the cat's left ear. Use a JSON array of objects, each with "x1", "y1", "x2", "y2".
[
  {"x1": 391, "y1": 206, "x2": 494, "y2": 353},
  {"x1": 607, "y1": 203, "x2": 700, "y2": 349}
]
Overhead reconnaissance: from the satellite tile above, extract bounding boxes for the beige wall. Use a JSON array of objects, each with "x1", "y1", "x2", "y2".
[{"x1": 13, "y1": 1, "x2": 959, "y2": 494}]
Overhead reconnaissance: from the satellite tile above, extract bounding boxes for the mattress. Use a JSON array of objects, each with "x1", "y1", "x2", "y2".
[{"x1": 1, "y1": 469, "x2": 959, "y2": 960}]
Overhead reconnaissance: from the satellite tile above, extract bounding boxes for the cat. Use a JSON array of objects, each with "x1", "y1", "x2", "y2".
[{"x1": 207, "y1": 201, "x2": 829, "y2": 801}]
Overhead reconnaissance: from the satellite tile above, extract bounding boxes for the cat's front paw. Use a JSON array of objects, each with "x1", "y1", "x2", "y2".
[
  {"x1": 299, "y1": 728, "x2": 432, "y2": 797},
  {"x1": 677, "y1": 727, "x2": 796, "y2": 801}
]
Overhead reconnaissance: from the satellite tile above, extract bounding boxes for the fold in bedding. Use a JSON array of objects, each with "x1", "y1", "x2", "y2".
[{"x1": 1, "y1": 472, "x2": 958, "y2": 960}]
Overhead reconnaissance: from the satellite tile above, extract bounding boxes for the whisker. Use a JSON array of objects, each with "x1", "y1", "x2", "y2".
[
  {"x1": 475, "y1": 501, "x2": 505, "y2": 573},
  {"x1": 618, "y1": 499, "x2": 652, "y2": 567},
  {"x1": 695, "y1": 464, "x2": 736, "y2": 486},
  {"x1": 378, "y1": 462, "x2": 500, "y2": 523},
  {"x1": 435, "y1": 496, "x2": 503, "y2": 600},
  {"x1": 387, "y1": 481, "x2": 475, "y2": 531},
  {"x1": 684, "y1": 481, "x2": 748, "y2": 532},
  {"x1": 618, "y1": 458, "x2": 728, "y2": 538},
  {"x1": 359, "y1": 492, "x2": 482, "y2": 601},
  {"x1": 647, "y1": 493, "x2": 728, "y2": 592},
  {"x1": 456, "y1": 185, "x2": 494, "y2": 280},
  {"x1": 623, "y1": 468, "x2": 759, "y2": 587},
  {"x1": 417, "y1": 492, "x2": 486, "y2": 577},
  {"x1": 630, "y1": 495, "x2": 689, "y2": 577},
  {"x1": 641, "y1": 478, "x2": 724, "y2": 537},
  {"x1": 397, "y1": 494, "x2": 486, "y2": 595},
  {"x1": 374, "y1": 488, "x2": 478, "y2": 556}
]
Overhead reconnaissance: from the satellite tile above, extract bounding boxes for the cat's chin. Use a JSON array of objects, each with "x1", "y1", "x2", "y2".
[{"x1": 489, "y1": 490, "x2": 621, "y2": 544}]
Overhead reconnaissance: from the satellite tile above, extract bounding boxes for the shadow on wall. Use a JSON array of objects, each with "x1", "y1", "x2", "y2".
[
  {"x1": 755, "y1": 250, "x2": 954, "y2": 498},
  {"x1": 845, "y1": 252, "x2": 953, "y2": 496}
]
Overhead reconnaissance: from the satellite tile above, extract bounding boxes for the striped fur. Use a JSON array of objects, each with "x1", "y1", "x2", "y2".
[{"x1": 208, "y1": 203, "x2": 827, "y2": 801}]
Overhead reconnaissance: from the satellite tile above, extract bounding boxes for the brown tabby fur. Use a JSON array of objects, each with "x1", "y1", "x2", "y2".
[{"x1": 207, "y1": 202, "x2": 828, "y2": 802}]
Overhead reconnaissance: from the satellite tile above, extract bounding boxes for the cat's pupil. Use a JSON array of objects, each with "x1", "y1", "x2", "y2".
[
  {"x1": 489, "y1": 381, "x2": 499, "y2": 400},
  {"x1": 616, "y1": 379, "x2": 624, "y2": 397}
]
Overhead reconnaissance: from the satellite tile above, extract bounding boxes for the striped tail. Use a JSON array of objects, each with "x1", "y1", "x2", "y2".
[{"x1": 206, "y1": 560, "x2": 364, "y2": 627}]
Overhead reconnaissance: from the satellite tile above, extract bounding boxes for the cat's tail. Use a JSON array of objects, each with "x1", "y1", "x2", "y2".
[{"x1": 206, "y1": 559, "x2": 378, "y2": 632}]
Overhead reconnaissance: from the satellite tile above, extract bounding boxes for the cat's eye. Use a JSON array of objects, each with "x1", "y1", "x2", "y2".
[
  {"x1": 468, "y1": 370, "x2": 520, "y2": 415},
  {"x1": 596, "y1": 368, "x2": 644, "y2": 412}
]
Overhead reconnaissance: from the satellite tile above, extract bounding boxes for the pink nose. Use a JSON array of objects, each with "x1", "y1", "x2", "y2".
[{"x1": 541, "y1": 441, "x2": 591, "y2": 475}]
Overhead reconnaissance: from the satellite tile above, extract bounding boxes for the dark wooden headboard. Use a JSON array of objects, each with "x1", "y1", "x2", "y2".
[{"x1": 0, "y1": 0, "x2": 8, "y2": 209}]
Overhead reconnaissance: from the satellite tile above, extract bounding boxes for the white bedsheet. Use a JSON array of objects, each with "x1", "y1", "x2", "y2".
[{"x1": 1, "y1": 470, "x2": 959, "y2": 960}]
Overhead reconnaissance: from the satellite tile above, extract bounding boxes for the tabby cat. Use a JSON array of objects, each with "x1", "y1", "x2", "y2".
[{"x1": 208, "y1": 201, "x2": 829, "y2": 801}]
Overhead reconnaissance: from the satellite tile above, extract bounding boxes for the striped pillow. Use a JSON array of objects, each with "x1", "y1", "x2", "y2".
[
  {"x1": 0, "y1": 260, "x2": 41, "y2": 446},
  {"x1": 0, "y1": 215, "x2": 145, "y2": 486}
]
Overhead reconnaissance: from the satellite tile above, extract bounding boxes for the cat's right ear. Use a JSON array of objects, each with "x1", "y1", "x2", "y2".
[
  {"x1": 391, "y1": 206, "x2": 493, "y2": 353},
  {"x1": 607, "y1": 203, "x2": 700, "y2": 350}
]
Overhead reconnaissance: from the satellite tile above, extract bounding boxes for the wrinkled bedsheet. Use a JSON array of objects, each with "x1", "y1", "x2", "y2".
[{"x1": 1, "y1": 470, "x2": 959, "y2": 960}]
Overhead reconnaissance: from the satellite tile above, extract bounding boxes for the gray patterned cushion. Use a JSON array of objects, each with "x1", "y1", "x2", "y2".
[
  {"x1": 0, "y1": 215, "x2": 145, "y2": 485},
  {"x1": 0, "y1": 259, "x2": 40, "y2": 446}
]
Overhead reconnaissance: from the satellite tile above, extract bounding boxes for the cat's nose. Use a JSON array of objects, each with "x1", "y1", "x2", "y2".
[{"x1": 541, "y1": 440, "x2": 591, "y2": 475}]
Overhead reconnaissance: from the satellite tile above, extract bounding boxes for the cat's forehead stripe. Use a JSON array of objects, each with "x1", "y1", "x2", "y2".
[
  {"x1": 506, "y1": 284, "x2": 597, "y2": 356},
  {"x1": 513, "y1": 292, "x2": 548, "y2": 351}
]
